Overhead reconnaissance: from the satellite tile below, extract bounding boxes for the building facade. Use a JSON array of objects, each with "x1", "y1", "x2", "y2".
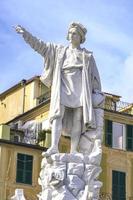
[
  {"x1": 0, "y1": 139, "x2": 46, "y2": 200},
  {"x1": 0, "y1": 76, "x2": 133, "y2": 199}
]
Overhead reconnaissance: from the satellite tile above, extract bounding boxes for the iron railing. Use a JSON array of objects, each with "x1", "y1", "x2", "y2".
[
  {"x1": 37, "y1": 92, "x2": 133, "y2": 115},
  {"x1": 104, "y1": 99, "x2": 133, "y2": 115},
  {"x1": 37, "y1": 91, "x2": 51, "y2": 104}
]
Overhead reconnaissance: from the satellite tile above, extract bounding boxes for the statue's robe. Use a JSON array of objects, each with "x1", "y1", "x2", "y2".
[{"x1": 23, "y1": 31, "x2": 104, "y2": 135}]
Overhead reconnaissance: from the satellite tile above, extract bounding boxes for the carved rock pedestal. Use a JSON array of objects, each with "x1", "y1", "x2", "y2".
[{"x1": 38, "y1": 149, "x2": 102, "y2": 200}]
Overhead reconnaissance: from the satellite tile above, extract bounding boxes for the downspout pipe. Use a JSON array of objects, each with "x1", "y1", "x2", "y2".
[{"x1": 21, "y1": 79, "x2": 26, "y2": 114}]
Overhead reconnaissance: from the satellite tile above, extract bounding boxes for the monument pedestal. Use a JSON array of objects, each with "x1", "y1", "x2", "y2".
[{"x1": 38, "y1": 149, "x2": 102, "y2": 200}]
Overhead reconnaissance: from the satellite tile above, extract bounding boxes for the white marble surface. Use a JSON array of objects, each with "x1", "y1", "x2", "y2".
[
  {"x1": 38, "y1": 152, "x2": 102, "y2": 200},
  {"x1": 14, "y1": 22, "x2": 104, "y2": 200},
  {"x1": 14, "y1": 23, "x2": 105, "y2": 155},
  {"x1": 10, "y1": 189, "x2": 26, "y2": 200}
]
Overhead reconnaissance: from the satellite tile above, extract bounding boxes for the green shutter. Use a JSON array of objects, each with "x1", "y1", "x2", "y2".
[
  {"x1": 126, "y1": 125, "x2": 133, "y2": 151},
  {"x1": 16, "y1": 153, "x2": 33, "y2": 185},
  {"x1": 112, "y1": 170, "x2": 126, "y2": 200},
  {"x1": 105, "y1": 120, "x2": 112, "y2": 147}
]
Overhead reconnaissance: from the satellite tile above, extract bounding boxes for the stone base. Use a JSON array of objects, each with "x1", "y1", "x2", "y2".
[{"x1": 38, "y1": 153, "x2": 102, "y2": 200}]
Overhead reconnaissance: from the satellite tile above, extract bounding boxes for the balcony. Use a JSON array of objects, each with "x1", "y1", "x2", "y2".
[
  {"x1": 37, "y1": 92, "x2": 133, "y2": 116},
  {"x1": 10, "y1": 128, "x2": 24, "y2": 142},
  {"x1": 104, "y1": 99, "x2": 133, "y2": 115},
  {"x1": 37, "y1": 91, "x2": 50, "y2": 104}
]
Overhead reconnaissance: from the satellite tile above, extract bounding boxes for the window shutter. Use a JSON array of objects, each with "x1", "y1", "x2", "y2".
[
  {"x1": 105, "y1": 119, "x2": 112, "y2": 147},
  {"x1": 126, "y1": 125, "x2": 133, "y2": 151},
  {"x1": 16, "y1": 153, "x2": 33, "y2": 185},
  {"x1": 112, "y1": 170, "x2": 126, "y2": 200}
]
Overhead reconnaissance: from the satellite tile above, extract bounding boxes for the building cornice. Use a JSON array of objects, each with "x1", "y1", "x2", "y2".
[
  {"x1": 0, "y1": 76, "x2": 40, "y2": 99},
  {"x1": 0, "y1": 138, "x2": 47, "y2": 151}
]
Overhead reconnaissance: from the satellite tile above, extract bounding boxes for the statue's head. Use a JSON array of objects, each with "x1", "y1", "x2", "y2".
[{"x1": 67, "y1": 22, "x2": 87, "y2": 44}]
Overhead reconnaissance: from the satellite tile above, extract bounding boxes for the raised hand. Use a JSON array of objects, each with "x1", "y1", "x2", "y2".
[{"x1": 13, "y1": 25, "x2": 25, "y2": 34}]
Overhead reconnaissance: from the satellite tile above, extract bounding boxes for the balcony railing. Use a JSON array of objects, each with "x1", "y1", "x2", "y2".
[
  {"x1": 104, "y1": 99, "x2": 133, "y2": 115},
  {"x1": 37, "y1": 92, "x2": 133, "y2": 116},
  {"x1": 37, "y1": 91, "x2": 51, "y2": 104}
]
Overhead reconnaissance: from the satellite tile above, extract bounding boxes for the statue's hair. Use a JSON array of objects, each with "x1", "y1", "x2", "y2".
[{"x1": 67, "y1": 22, "x2": 87, "y2": 43}]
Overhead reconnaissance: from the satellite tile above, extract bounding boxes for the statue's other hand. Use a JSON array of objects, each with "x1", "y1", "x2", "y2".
[{"x1": 13, "y1": 25, "x2": 25, "y2": 34}]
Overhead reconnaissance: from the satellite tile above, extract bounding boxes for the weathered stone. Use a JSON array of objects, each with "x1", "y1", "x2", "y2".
[
  {"x1": 67, "y1": 163, "x2": 84, "y2": 177},
  {"x1": 66, "y1": 153, "x2": 84, "y2": 163},
  {"x1": 38, "y1": 153, "x2": 103, "y2": 200},
  {"x1": 52, "y1": 186, "x2": 77, "y2": 200},
  {"x1": 66, "y1": 175, "x2": 85, "y2": 196}
]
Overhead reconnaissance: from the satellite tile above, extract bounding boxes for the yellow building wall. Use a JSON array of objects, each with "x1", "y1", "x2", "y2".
[
  {"x1": 1, "y1": 84, "x2": 133, "y2": 198},
  {"x1": 0, "y1": 88, "x2": 24, "y2": 124},
  {"x1": 59, "y1": 136, "x2": 71, "y2": 153},
  {"x1": 0, "y1": 80, "x2": 41, "y2": 124},
  {"x1": 0, "y1": 78, "x2": 50, "y2": 124},
  {"x1": 131, "y1": 159, "x2": 133, "y2": 197},
  {"x1": 0, "y1": 125, "x2": 10, "y2": 140},
  {"x1": 24, "y1": 80, "x2": 44, "y2": 113},
  {"x1": 102, "y1": 110, "x2": 133, "y2": 197},
  {"x1": 23, "y1": 82, "x2": 34, "y2": 113},
  {"x1": 102, "y1": 147, "x2": 133, "y2": 198},
  {"x1": 0, "y1": 143, "x2": 42, "y2": 200},
  {"x1": 99, "y1": 152, "x2": 107, "y2": 193}
]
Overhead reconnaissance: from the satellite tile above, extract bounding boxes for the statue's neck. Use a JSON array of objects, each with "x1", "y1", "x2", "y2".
[{"x1": 69, "y1": 43, "x2": 81, "y2": 50}]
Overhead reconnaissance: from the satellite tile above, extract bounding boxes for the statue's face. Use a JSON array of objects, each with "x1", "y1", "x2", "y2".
[{"x1": 68, "y1": 28, "x2": 81, "y2": 45}]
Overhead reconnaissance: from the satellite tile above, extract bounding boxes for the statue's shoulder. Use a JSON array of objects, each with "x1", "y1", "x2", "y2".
[
  {"x1": 83, "y1": 48, "x2": 93, "y2": 55},
  {"x1": 56, "y1": 45, "x2": 67, "y2": 55},
  {"x1": 57, "y1": 44, "x2": 66, "y2": 50},
  {"x1": 83, "y1": 48, "x2": 93, "y2": 58}
]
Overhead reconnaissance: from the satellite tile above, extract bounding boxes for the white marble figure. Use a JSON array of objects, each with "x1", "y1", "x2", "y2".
[
  {"x1": 10, "y1": 189, "x2": 26, "y2": 200},
  {"x1": 14, "y1": 22, "x2": 105, "y2": 200},
  {"x1": 14, "y1": 22, "x2": 104, "y2": 156}
]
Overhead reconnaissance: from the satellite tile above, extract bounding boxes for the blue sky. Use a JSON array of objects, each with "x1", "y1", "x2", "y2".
[{"x1": 0, "y1": 0, "x2": 133, "y2": 102}]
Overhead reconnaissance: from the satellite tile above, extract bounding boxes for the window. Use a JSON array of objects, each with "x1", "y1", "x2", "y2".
[
  {"x1": 105, "y1": 120, "x2": 112, "y2": 147},
  {"x1": 113, "y1": 122, "x2": 125, "y2": 150},
  {"x1": 105, "y1": 120, "x2": 126, "y2": 150},
  {"x1": 126, "y1": 124, "x2": 133, "y2": 151},
  {"x1": 112, "y1": 170, "x2": 126, "y2": 200},
  {"x1": 16, "y1": 153, "x2": 33, "y2": 185}
]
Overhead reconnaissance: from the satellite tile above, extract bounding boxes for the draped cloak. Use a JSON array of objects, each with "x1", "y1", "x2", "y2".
[{"x1": 23, "y1": 31, "x2": 102, "y2": 134}]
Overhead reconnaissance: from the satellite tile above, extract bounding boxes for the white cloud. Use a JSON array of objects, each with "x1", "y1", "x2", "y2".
[
  {"x1": 103, "y1": 53, "x2": 133, "y2": 103},
  {"x1": 87, "y1": 22, "x2": 133, "y2": 54},
  {"x1": 119, "y1": 53, "x2": 133, "y2": 102}
]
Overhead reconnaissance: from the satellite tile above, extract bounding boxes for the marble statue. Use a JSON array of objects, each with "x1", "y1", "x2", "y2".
[
  {"x1": 14, "y1": 22, "x2": 105, "y2": 200},
  {"x1": 14, "y1": 22, "x2": 104, "y2": 154}
]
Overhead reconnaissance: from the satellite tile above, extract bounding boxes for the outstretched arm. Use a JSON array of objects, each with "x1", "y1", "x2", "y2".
[
  {"x1": 14, "y1": 25, "x2": 51, "y2": 57},
  {"x1": 14, "y1": 25, "x2": 57, "y2": 88}
]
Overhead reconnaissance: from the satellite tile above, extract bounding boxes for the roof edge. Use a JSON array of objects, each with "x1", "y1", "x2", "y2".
[{"x1": 0, "y1": 75, "x2": 40, "y2": 99}]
